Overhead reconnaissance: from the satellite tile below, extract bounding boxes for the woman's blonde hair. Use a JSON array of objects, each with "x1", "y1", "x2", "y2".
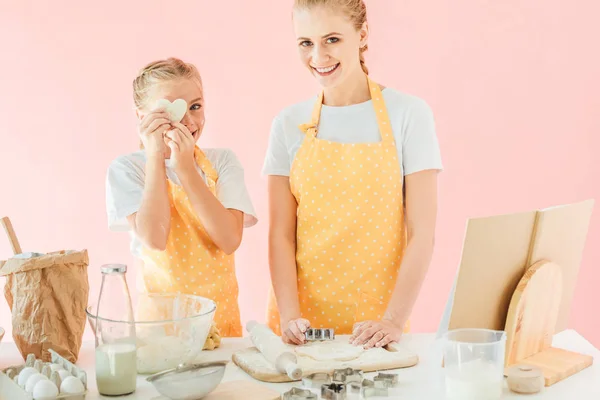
[
  {"x1": 132, "y1": 57, "x2": 202, "y2": 111},
  {"x1": 294, "y1": 0, "x2": 369, "y2": 75}
]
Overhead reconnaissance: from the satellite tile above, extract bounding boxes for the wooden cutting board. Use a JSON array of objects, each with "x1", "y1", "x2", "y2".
[
  {"x1": 203, "y1": 380, "x2": 280, "y2": 400},
  {"x1": 233, "y1": 339, "x2": 418, "y2": 383},
  {"x1": 504, "y1": 259, "x2": 593, "y2": 386}
]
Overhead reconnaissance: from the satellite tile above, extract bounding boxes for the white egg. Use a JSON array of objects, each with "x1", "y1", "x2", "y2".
[
  {"x1": 18, "y1": 367, "x2": 39, "y2": 386},
  {"x1": 60, "y1": 376, "x2": 85, "y2": 394},
  {"x1": 25, "y1": 373, "x2": 48, "y2": 393},
  {"x1": 58, "y1": 369, "x2": 71, "y2": 380},
  {"x1": 49, "y1": 363, "x2": 64, "y2": 372},
  {"x1": 32, "y1": 379, "x2": 59, "y2": 399}
]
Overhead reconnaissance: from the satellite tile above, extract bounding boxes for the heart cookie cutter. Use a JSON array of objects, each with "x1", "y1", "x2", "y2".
[
  {"x1": 305, "y1": 328, "x2": 335, "y2": 341},
  {"x1": 362, "y1": 387, "x2": 390, "y2": 398},
  {"x1": 281, "y1": 387, "x2": 318, "y2": 400},
  {"x1": 302, "y1": 372, "x2": 332, "y2": 388},
  {"x1": 348, "y1": 379, "x2": 389, "y2": 398},
  {"x1": 373, "y1": 372, "x2": 399, "y2": 388},
  {"x1": 321, "y1": 382, "x2": 347, "y2": 400},
  {"x1": 349, "y1": 378, "x2": 374, "y2": 393}
]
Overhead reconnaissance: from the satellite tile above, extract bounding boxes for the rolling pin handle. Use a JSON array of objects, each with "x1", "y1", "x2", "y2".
[
  {"x1": 277, "y1": 352, "x2": 303, "y2": 380},
  {"x1": 286, "y1": 364, "x2": 303, "y2": 380}
]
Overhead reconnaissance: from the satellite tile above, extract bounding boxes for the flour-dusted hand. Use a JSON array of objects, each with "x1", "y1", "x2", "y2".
[
  {"x1": 349, "y1": 319, "x2": 403, "y2": 349},
  {"x1": 281, "y1": 317, "x2": 311, "y2": 345},
  {"x1": 138, "y1": 108, "x2": 172, "y2": 156},
  {"x1": 166, "y1": 122, "x2": 196, "y2": 174}
]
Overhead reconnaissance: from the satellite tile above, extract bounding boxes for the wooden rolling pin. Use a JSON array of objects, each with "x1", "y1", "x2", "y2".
[{"x1": 246, "y1": 321, "x2": 302, "y2": 380}]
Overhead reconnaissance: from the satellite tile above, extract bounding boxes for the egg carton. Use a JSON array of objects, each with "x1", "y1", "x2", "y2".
[{"x1": 0, "y1": 349, "x2": 88, "y2": 400}]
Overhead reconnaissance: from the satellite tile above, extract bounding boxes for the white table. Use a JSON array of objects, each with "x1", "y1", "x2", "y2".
[{"x1": 1, "y1": 330, "x2": 599, "y2": 399}]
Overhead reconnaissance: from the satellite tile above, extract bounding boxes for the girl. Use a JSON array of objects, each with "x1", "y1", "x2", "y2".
[
  {"x1": 263, "y1": 0, "x2": 442, "y2": 348},
  {"x1": 106, "y1": 57, "x2": 258, "y2": 337}
]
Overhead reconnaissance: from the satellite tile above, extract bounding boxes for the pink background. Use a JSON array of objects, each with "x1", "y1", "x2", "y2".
[{"x1": 1, "y1": 1, "x2": 599, "y2": 346}]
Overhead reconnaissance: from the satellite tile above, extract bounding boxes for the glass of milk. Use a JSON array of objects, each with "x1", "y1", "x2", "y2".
[
  {"x1": 443, "y1": 328, "x2": 506, "y2": 400},
  {"x1": 94, "y1": 264, "x2": 138, "y2": 396}
]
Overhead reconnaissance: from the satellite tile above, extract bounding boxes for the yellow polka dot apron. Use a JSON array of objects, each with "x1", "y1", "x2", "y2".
[
  {"x1": 139, "y1": 146, "x2": 242, "y2": 337},
  {"x1": 267, "y1": 77, "x2": 409, "y2": 335}
]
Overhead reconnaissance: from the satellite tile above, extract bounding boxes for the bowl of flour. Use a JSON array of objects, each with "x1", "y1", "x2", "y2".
[{"x1": 87, "y1": 293, "x2": 215, "y2": 374}]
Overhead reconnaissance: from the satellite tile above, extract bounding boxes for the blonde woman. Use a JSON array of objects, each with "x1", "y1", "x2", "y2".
[
  {"x1": 106, "y1": 58, "x2": 258, "y2": 337},
  {"x1": 263, "y1": 0, "x2": 443, "y2": 348}
]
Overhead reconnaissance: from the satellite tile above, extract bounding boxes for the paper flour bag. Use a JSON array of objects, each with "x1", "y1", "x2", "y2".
[{"x1": 0, "y1": 249, "x2": 89, "y2": 362}]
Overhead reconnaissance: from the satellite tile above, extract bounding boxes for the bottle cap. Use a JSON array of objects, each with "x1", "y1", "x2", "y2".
[{"x1": 101, "y1": 264, "x2": 127, "y2": 274}]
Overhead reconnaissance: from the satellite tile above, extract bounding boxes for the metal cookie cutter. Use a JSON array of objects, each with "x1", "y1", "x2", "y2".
[
  {"x1": 281, "y1": 387, "x2": 318, "y2": 400},
  {"x1": 348, "y1": 379, "x2": 389, "y2": 398},
  {"x1": 362, "y1": 387, "x2": 389, "y2": 398},
  {"x1": 305, "y1": 328, "x2": 335, "y2": 341},
  {"x1": 349, "y1": 378, "x2": 374, "y2": 393},
  {"x1": 373, "y1": 372, "x2": 399, "y2": 388},
  {"x1": 321, "y1": 382, "x2": 347, "y2": 400},
  {"x1": 332, "y1": 368, "x2": 363, "y2": 384},
  {"x1": 302, "y1": 372, "x2": 332, "y2": 388}
]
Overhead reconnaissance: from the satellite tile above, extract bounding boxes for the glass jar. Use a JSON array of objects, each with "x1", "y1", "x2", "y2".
[{"x1": 94, "y1": 264, "x2": 137, "y2": 396}]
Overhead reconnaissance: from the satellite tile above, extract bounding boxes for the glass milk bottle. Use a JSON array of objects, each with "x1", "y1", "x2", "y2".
[{"x1": 94, "y1": 264, "x2": 137, "y2": 396}]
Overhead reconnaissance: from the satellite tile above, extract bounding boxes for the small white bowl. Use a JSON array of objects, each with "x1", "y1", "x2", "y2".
[{"x1": 146, "y1": 361, "x2": 227, "y2": 400}]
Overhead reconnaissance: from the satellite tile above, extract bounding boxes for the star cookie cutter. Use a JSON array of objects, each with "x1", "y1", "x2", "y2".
[
  {"x1": 321, "y1": 382, "x2": 347, "y2": 400},
  {"x1": 305, "y1": 328, "x2": 335, "y2": 341},
  {"x1": 281, "y1": 387, "x2": 318, "y2": 400},
  {"x1": 332, "y1": 368, "x2": 363, "y2": 384}
]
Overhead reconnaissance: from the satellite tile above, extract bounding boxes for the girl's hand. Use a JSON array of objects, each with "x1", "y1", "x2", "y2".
[
  {"x1": 165, "y1": 122, "x2": 196, "y2": 174},
  {"x1": 281, "y1": 317, "x2": 311, "y2": 345},
  {"x1": 138, "y1": 109, "x2": 171, "y2": 156}
]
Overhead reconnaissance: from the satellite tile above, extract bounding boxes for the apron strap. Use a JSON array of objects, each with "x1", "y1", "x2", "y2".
[
  {"x1": 193, "y1": 146, "x2": 218, "y2": 193},
  {"x1": 298, "y1": 77, "x2": 394, "y2": 144},
  {"x1": 367, "y1": 77, "x2": 395, "y2": 144},
  {"x1": 298, "y1": 91, "x2": 324, "y2": 138}
]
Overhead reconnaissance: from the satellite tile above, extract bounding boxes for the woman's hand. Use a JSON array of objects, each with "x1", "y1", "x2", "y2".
[
  {"x1": 166, "y1": 122, "x2": 196, "y2": 174},
  {"x1": 138, "y1": 109, "x2": 171, "y2": 156},
  {"x1": 281, "y1": 317, "x2": 310, "y2": 345},
  {"x1": 349, "y1": 319, "x2": 403, "y2": 349}
]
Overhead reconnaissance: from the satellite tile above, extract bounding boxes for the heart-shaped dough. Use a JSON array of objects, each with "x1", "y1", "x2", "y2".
[{"x1": 154, "y1": 98, "x2": 187, "y2": 123}]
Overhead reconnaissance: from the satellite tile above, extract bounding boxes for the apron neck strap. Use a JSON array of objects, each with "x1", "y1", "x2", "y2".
[
  {"x1": 193, "y1": 146, "x2": 218, "y2": 193},
  {"x1": 299, "y1": 76, "x2": 394, "y2": 143}
]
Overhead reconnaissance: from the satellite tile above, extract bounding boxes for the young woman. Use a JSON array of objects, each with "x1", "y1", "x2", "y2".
[
  {"x1": 106, "y1": 57, "x2": 258, "y2": 337},
  {"x1": 263, "y1": 0, "x2": 442, "y2": 349}
]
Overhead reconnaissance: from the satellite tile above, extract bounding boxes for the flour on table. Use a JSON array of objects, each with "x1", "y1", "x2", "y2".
[{"x1": 294, "y1": 341, "x2": 365, "y2": 361}]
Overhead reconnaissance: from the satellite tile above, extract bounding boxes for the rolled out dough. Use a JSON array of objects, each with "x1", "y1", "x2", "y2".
[{"x1": 294, "y1": 341, "x2": 365, "y2": 361}]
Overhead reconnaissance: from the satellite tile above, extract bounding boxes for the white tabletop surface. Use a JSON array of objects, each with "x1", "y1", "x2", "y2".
[{"x1": 1, "y1": 329, "x2": 599, "y2": 399}]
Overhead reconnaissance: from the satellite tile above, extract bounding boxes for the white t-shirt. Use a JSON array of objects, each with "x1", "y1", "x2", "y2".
[
  {"x1": 262, "y1": 87, "x2": 443, "y2": 177},
  {"x1": 105, "y1": 148, "x2": 258, "y2": 258}
]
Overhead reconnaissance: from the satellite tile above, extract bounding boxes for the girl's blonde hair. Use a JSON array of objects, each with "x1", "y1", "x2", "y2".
[
  {"x1": 132, "y1": 57, "x2": 202, "y2": 149},
  {"x1": 294, "y1": 0, "x2": 369, "y2": 74},
  {"x1": 132, "y1": 57, "x2": 202, "y2": 111}
]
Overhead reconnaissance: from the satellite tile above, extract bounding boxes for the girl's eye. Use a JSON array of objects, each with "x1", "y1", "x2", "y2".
[
  {"x1": 300, "y1": 40, "x2": 312, "y2": 47},
  {"x1": 327, "y1": 37, "x2": 339, "y2": 44},
  {"x1": 190, "y1": 103, "x2": 202, "y2": 110}
]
